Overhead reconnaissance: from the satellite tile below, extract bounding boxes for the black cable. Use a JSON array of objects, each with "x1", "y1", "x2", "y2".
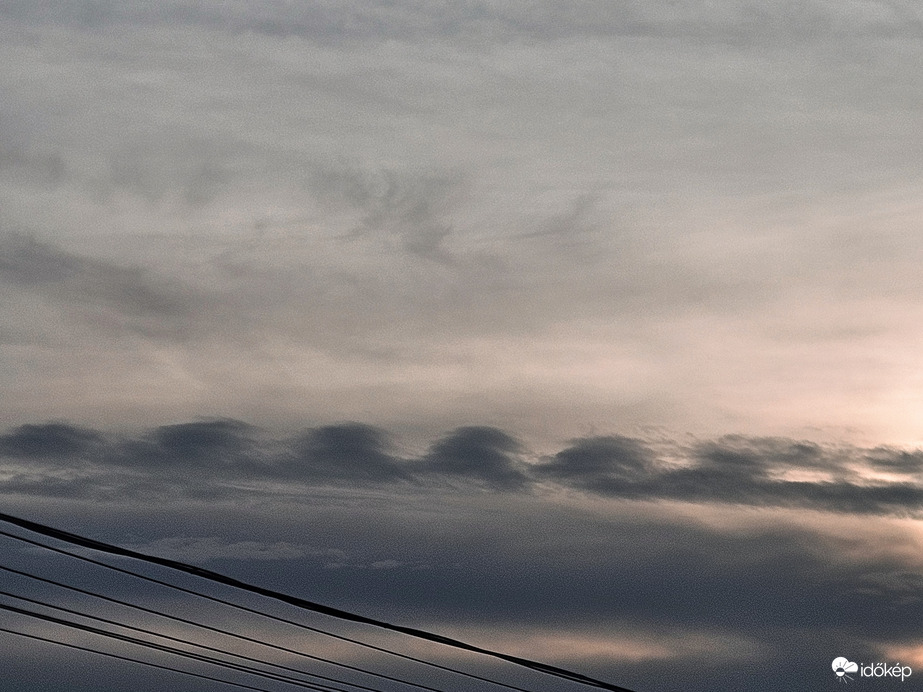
[
  {"x1": 0, "y1": 527, "x2": 538, "y2": 692},
  {"x1": 0, "y1": 562, "x2": 447, "y2": 692},
  {"x1": 0, "y1": 601, "x2": 341, "y2": 692},
  {"x1": 0, "y1": 589, "x2": 358, "y2": 692},
  {"x1": 0, "y1": 625, "x2": 279, "y2": 692},
  {"x1": 0, "y1": 511, "x2": 637, "y2": 692}
]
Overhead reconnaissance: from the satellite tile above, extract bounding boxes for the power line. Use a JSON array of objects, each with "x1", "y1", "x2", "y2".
[
  {"x1": 0, "y1": 588, "x2": 366, "y2": 692},
  {"x1": 0, "y1": 526, "x2": 539, "y2": 692},
  {"x1": 0, "y1": 625, "x2": 280, "y2": 692},
  {"x1": 0, "y1": 601, "x2": 345, "y2": 692},
  {"x1": 0, "y1": 511, "x2": 635, "y2": 691},
  {"x1": 0, "y1": 562, "x2": 449, "y2": 692}
]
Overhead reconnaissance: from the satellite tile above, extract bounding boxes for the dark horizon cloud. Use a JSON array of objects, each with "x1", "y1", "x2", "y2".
[
  {"x1": 421, "y1": 426, "x2": 530, "y2": 490},
  {"x1": 2, "y1": 420, "x2": 922, "y2": 516},
  {"x1": 280, "y1": 423, "x2": 410, "y2": 483},
  {"x1": 2, "y1": 454, "x2": 921, "y2": 692},
  {"x1": 0, "y1": 421, "x2": 104, "y2": 459},
  {"x1": 3, "y1": 435, "x2": 921, "y2": 692}
]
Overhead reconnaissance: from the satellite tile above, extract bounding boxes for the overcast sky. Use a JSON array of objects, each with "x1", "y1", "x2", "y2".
[{"x1": 2, "y1": 2, "x2": 923, "y2": 691}]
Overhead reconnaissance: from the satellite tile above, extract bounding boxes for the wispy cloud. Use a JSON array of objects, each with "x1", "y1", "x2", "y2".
[{"x1": 0, "y1": 233, "x2": 199, "y2": 339}]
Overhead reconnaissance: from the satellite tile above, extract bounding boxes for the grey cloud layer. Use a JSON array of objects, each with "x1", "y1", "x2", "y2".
[
  {"x1": 3, "y1": 421, "x2": 921, "y2": 515},
  {"x1": 538, "y1": 435, "x2": 923, "y2": 515},
  {"x1": 2, "y1": 0, "x2": 921, "y2": 444},
  {"x1": 0, "y1": 233, "x2": 199, "y2": 339},
  {"x1": 3, "y1": 0, "x2": 920, "y2": 43},
  {"x1": 3, "y1": 455, "x2": 921, "y2": 692}
]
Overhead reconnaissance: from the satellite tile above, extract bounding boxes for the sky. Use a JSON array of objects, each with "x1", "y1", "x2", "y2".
[{"x1": 1, "y1": 1, "x2": 923, "y2": 691}]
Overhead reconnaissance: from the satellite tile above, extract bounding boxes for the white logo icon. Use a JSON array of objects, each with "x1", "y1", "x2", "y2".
[{"x1": 833, "y1": 657, "x2": 859, "y2": 683}]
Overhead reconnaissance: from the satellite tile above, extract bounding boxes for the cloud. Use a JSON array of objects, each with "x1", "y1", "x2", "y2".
[
  {"x1": 3, "y1": 0, "x2": 923, "y2": 443},
  {"x1": 3, "y1": 433, "x2": 922, "y2": 692},
  {"x1": 116, "y1": 536, "x2": 312, "y2": 563},
  {"x1": 2, "y1": 421, "x2": 922, "y2": 516},
  {"x1": 281, "y1": 423, "x2": 410, "y2": 483},
  {"x1": 419, "y1": 426, "x2": 530, "y2": 490},
  {"x1": 308, "y1": 164, "x2": 463, "y2": 261},
  {"x1": 0, "y1": 233, "x2": 198, "y2": 338},
  {"x1": 535, "y1": 435, "x2": 655, "y2": 486},
  {"x1": 104, "y1": 138, "x2": 233, "y2": 207},
  {"x1": 864, "y1": 446, "x2": 923, "y2": 474},
  {"x1": 0, "y1": 422, "x2": 103, "y2": 459},
  {"x1": 109, "y1": 419, "x2": 258, "y2": 470},
  {"x1": 539, "y1": 434, "x2": 923, "y2": 516},
  {"x1": 2, "y1": 1, "x2": 913, "y2": 45},
  {"x1": 0, "y1": 143, "x2": 66, "y2": 189},
  {"x1": 2, "y1": 4, "x2": 923, "y2": 691}
]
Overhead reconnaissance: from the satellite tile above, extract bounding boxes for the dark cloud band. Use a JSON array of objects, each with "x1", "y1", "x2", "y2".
[{"x1": 2, "y1": 421, "x2": 921, "y2": 516}]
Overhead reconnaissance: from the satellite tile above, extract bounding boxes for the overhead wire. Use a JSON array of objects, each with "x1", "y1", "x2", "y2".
[
  {"x1": 0, "y1": 526, "x2": 540, "y2": 692},
  {"x1": 0, "y1": 601, "x2": 348, "y2": 692},
  {"x1": 0, "y1": 562, "x2": 449, "y2": 692},
  {"x1": 0, "y1": 588, "x2": 372, "y2": 692},
  {"x1": 0, "y1": 512, "x2": 639, "y2": 692},
  {"x1": 0, "y1": 625, "x2": 281, "y2": 692}
]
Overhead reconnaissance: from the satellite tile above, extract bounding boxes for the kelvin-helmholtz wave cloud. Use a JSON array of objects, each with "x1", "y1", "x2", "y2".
[
  {"x1": 3, "y1": 419, "x2": 923, "y2": 692},
  {"x1": 3, "y1": 421, "x2": 922, "y2": 516},
  {"x1": 3, "y1": 2, "x2": 923, "y2": 691}
]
